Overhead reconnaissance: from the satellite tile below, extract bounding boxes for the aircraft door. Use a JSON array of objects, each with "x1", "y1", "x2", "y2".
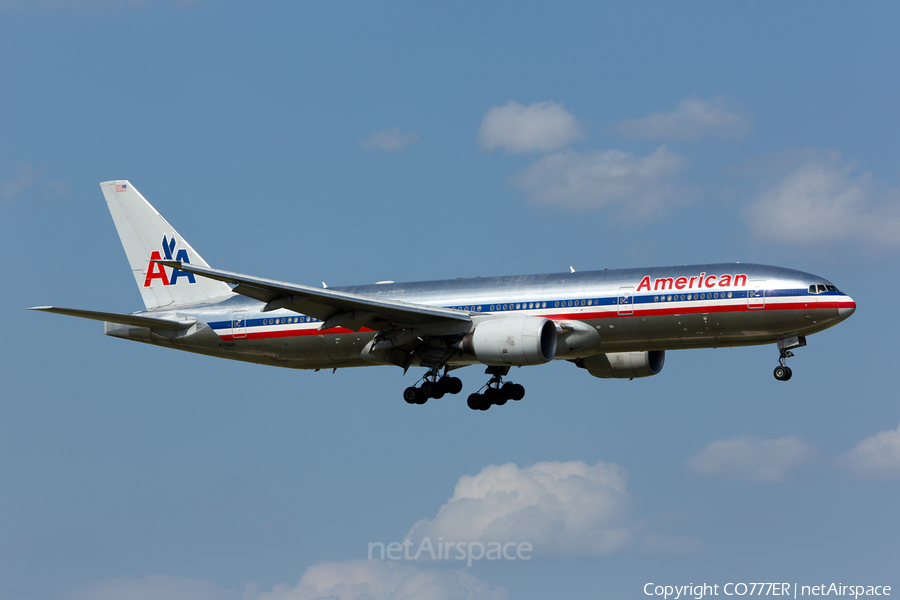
[
  {"x1": 748, "y1": 280, "x2": 766, "y2": 309},
  {"x1": 232, "y1": 311, "x2": 247, "y2": 339},
  {"x1": 617, "y1": 287, "x2": 634, "y2": 316}
]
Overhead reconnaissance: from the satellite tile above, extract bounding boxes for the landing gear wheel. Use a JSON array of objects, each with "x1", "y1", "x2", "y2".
[
  {"x1": 421, "y1": 381, "x2": 436, "y2": 398},
  {"x1": 773, "y1": 345, "x2": 796, "y2": 381},
  {"x1": 404, "y1": 386, "x2": 422, "y2": 404},
  {"x1": 483, "y1": 387, "x2": 500, "y2": 406},
  {"x1": 509, "y1": 383, "x2": 525, "y2": 401},
  {"x1": 467, "y1": 393, "x2": 490, "y2": 411},
  {"x1": 773, "y1": 366, "x2": 793, "y2": 381},
  {"x1": 447, "y1": 377, "x2": 463, "y2": 395},
  {"x1": 430, "y1": 378, "x2": 448, "y2": 399}
]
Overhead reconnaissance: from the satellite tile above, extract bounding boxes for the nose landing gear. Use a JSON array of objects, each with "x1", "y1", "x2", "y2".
[
  {"x1": 773, "y1": 349, "x2": 794, "y2": 381},
  {"x1": 773, "y1": 334, "x2": 805, "y2": 381}
]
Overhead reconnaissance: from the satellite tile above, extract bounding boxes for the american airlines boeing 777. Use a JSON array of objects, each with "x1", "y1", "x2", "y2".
[{"x1": 30, "y1": 181, "x2": 856, "y2": 410}]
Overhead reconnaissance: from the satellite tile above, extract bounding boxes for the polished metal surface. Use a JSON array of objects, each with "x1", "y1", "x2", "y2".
[{"x1": 104, "y1": 262, "x2": 855, "y2": 374}]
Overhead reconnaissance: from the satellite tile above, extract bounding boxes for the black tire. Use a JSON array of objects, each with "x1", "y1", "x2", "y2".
[
  {"x1": 774, "y1": 366, "x2": 786, "y2": 381},
  {"x1": 448, "y1": 377, "x2": 463, "y2": 395},
  {"x1": 510, "y1": 383, "x2": 525, "y2": 401},
  {"x1": 782, "y1": 366, "x2": 793, "y2": 381},
  {"x1": 484, "y1": 387, "x2": 499, "y2": 405},
  {"x1": 404, "y1": 386, "x2": 420, "y2": 404},
  {"x1": 421, "y1": 381, "x2": 436, "y2": 398},
  {"x1": 467, "y1": 393, "x2": 482, "y2": 410}
]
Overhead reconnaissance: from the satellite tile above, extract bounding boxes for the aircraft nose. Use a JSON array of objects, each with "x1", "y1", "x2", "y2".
[{"x1": 838, "y1": 296, "x2": 856, "y2": 319}]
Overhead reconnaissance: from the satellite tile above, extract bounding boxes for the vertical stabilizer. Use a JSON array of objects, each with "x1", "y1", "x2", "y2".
[{"x1": 100, "y1": 180, "x2": 233, "y2": 310}]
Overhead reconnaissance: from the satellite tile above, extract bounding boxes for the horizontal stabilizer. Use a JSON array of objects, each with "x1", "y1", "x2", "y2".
[{"x1": 28, "y1": 306, "x2": 196, "y2": 330}]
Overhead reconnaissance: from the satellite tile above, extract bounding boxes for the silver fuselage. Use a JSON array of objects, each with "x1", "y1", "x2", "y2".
[{"x1": 104, "y1": 263, "x2": 855, "y2": 372}]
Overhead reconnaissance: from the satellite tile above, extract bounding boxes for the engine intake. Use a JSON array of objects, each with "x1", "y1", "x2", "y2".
[
  {"x1": 463, "y1": 316, "x2": 557, "y2": 366},
  {"x1": 578, "y1": 351, "x2": 665, "y2": 379}
]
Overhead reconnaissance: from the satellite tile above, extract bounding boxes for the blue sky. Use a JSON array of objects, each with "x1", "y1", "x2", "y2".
[{"x1": 2, "y1": 2, "x2": 899, "y2": 599}]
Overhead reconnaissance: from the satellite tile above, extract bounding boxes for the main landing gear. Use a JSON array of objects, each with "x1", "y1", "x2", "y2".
[
  {"x1": 774, "y1": 349, "x2": 793, "y2": 381},
  {"x1": 403, "y1": 367, "x2": 463, "y2": 405},
  {"x1": 466, "y1": 367, "x2": 525, "y2": 411}
]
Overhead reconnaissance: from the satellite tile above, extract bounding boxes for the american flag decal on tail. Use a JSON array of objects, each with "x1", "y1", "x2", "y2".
[{"x1": 115, "y1": 184, "x2": 127, "y2": 192}]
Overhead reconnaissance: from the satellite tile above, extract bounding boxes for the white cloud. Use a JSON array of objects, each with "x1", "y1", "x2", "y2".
[
  {"x1": 256, "y1": 561, "x2": 505, "y2": 600},
  {"x1": 71, "y1": 562, "x2": 507, "y2": 600},
  {"x1": 0, "y1": 163, "x2": 39, "y2": 200},
  {"x1": 686, "y1": 436, "x2": 815, "y2": 482},
  {"x1": 361, "y1": 127, "x2": 420, "y2": 153},
  {"x1": 404, "y1": 460, "x2": 634, "y2": 557},
  {"x1": 838, "y1": 423, "x2": 900, "y2": 479},
  {"x1": 741, "y1": 150, "x2": 900, "y2": 248},
  {"x1": 1, "y1": 162, "x2": 68, "y2": 204},
  {"x1": 477, "y1": 100, "x2": 584, "y2": 153},
  {"x1": 511, "y1": 145, "x2": 691, "y2": 220},
  {"x1": 616, "y1": 97, "x2": 750, "y2": 140}
]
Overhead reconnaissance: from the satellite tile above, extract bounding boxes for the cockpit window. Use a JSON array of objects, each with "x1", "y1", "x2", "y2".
[{"x1": 809, "y1": 284, "x2": 841, "y2": 294}]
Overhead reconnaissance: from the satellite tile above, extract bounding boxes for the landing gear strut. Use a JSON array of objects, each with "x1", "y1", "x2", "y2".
[
  {"x1": 466, "y1": 367, "x2": 525, "y2": 411},
  {"x1": 403, "y1": 367, "x2": 463, "y2": 405},
  {"x1": 773, "y1": 334, "x2": 805, "y2": 381},
  {"x1": 773, "y1": 349, "x2": 793, "y2": 381}
]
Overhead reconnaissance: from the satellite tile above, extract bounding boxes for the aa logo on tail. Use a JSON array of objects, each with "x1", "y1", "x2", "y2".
[{"x1": 144, "y1": 235, "x2": 196, "y2": 287}]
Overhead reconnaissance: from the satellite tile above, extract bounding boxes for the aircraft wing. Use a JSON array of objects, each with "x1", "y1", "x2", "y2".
[
  {"x1": 28, "y1": 306, "x2": 196, "y2": 330},
  {"x1": 156, "y1": 261, "x2": 472, "y2": 331}
]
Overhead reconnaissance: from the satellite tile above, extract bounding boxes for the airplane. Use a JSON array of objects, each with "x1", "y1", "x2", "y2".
[{"x1": 30, "y1": 181, "x2": 857, "y2": 410}]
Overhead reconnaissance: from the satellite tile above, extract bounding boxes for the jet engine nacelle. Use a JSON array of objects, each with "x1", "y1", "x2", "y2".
[
  {"x1": 579, "y1": 350, "x2": 665, "y2": 379},
  {"x1": 463, "y1": 316, "x2": 557, "y2": 366}
]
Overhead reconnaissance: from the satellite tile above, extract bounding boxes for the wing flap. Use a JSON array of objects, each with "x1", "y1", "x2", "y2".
[{"x1": 28, "y1": 306, "x2": 196, "y2": 330}]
